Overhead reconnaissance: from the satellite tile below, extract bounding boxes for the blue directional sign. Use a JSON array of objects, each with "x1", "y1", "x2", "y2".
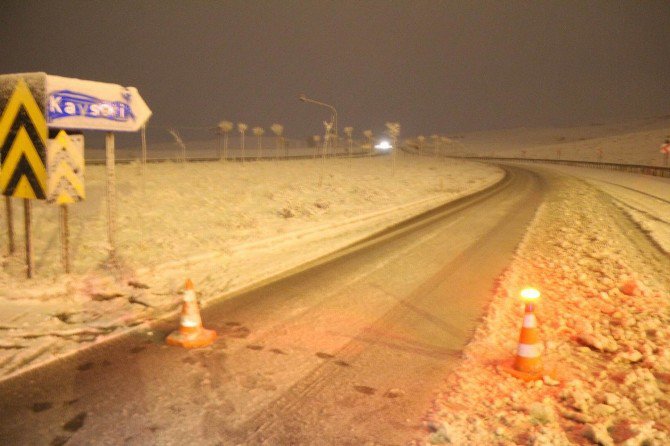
[
  {"x1": 46, "y1": 75, "x2": 151, "y2": 132},
  {"x1": 48, "y1": 90, "x2": 135, "y2": 123}
]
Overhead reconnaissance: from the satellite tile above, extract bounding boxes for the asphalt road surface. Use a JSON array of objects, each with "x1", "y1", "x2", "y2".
[{"x1": 0, "y1": 164, "x2": 545, "y2": 445}]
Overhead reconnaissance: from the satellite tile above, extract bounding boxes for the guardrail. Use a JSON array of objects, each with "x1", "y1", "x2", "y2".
[
  {"x1": 85, "y1": 150, "x2": 379, "y2": 166},
  {"x1": 455, "y1": 156, "x2": 670, "y2": 179},
  {"x1": 85, "y1": 149, "x2": 670, "y2": 179}
]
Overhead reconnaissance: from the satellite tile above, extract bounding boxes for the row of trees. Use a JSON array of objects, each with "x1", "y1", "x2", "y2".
[
  {"x1": 413, "y1": 134, "x2": 453, "y2": 152},
  {"x1": 342, "y1": 128, "x2": 375, "y2": 153},
  {"x1": 217, "y1": 121, "x2": 286, "y2": 160},
  {"x1": 217, "y1": 120, "x2": 460, "y2": 161},
  {"x1": 219, "y1": 119, "x2": 381, "y2": 160},
  {"x1": 311, "y1": 126, "x2": 375, "y2": 153}
]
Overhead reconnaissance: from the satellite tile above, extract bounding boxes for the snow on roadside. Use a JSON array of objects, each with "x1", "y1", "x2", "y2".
[
  {"x1": 0, "y1": 155, "x2": 503, "y2": 379},
  {"x1": 415, "y1": 172, "x2": 670, "y2": 445},
  {"x1": 526, "y1": 164, "x2": 670, "y2": 255},
  {"x1": 592, "y1": 183, "x2": 670, "y2": 256}
]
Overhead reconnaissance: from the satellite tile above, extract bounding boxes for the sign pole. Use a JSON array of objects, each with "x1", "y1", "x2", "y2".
[
  {"x1": 141, "y1": 124, "x2": 147, "y2": 176},
  {"x1": 23, "y1": 198, "x2": 33, "y2": 278},
  {"x1": 392, "y1": 137, "x2": 397, "y2": 177},
  {"x1": 59, "y1": 204, "x2": 70, "y2": 273},
  {"x1": 5, "y1": 196, "x2": 15, "y2": 254},
  {"x1": 105, "y1": 131, "x2": 117, "y2": 261},
  {"x1": 140, "y1": 125, "x2": 147, "y2": 248}
]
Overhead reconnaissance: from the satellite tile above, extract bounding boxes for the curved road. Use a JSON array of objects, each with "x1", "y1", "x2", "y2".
[{"x1": 0, "y1": 165, "x2": 545, "y2": 445}]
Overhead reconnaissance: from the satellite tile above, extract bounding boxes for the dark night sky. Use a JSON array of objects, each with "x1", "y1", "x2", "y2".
[{"x1": 2, "y1": 0, "x2": 670, "y2": 143}]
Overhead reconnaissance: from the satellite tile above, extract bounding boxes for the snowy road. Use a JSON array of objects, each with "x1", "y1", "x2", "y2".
[{"x1": 0, "y1": 165, "x2": 544, "y2": 445}]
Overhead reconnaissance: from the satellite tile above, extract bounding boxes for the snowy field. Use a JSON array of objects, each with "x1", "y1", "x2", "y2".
[
  {"x1": 0, "y1": 154, "x2": 502, "y2": 378},
  {"x1": 453, "y1": 115, "x2": 670, "y2": 166}
]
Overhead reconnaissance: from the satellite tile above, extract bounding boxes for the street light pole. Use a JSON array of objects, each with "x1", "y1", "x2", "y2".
[{"x1": 299, "y1": 94, "x2": 338, "y2": 150}]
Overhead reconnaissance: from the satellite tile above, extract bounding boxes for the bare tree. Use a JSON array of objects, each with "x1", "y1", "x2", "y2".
[
  {"x1": 417, "y1": 135, "x2": 426, "y2": 153},
  {"x1": 385, "y1": 122, "x2": 400, "y2": 175},
  {"x1": 431, "y1": 134, "x2": 440, "y2": 157},
  {"x1": 363, "y1": 129, "x2": 373, "y2": 157},
  {"x1": 237, "y1": 123, "x2": 248, "y2": 162},
  {"x1": 252, "y1": 126, "x2": 265, "y2": 158},
  {"x1": 441, "y1": 136, "x2": 451, "y2": 162},
  {"x1": 344, "y1": 126, "x2": 353, "y2": 154},
  {"x1": 218, "y1": 120, "x2": 233, "y2": 160},
  {"x1": 168, "y1": 128, "x2": 187, "y2": 162},
  {"x1": 323, "y1": 121, "x2": 334, "y2": 159},
  {"x1": 270, "y1": 123, "x2": 284, "y2": 159}
]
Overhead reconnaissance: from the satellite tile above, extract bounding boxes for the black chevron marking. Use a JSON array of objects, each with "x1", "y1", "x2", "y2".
[
  {"x1": 4, "y1": 154, "x2": 45, "y2": 198},
  {"x1": 55, "y1": 176, "x2": 78, "y2": 193},
  {"x1": 50, "y1": 151, "x2": 80, "y2": 171},
  {"x1": 1, "y1": 105, "x2": 46, "y2": 164}
]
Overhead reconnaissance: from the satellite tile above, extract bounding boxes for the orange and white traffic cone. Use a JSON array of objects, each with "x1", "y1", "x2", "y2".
[
  {"x1": 166, "y1": 279, "x2": 217, "y2": 348},
  {"x1": 504, "y1": 288, "x2": 543, "y2": 381}
]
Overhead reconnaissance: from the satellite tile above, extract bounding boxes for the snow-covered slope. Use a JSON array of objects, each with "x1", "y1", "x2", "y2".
[{"x1": 454, "y1": 115, "x2": 670, "y2": 166}]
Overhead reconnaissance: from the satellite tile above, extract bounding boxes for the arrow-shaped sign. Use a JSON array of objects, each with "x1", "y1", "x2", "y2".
[
  {"x1": 47, "y1": 130, "x2": 85, "y2": 204},
  {"x1": 45, "y1": 75, "x2": 151, "y2": 132}
]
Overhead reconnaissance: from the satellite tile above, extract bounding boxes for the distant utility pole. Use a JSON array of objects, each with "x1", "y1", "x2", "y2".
[{"x1": 299, "y1": 94, "x2": 338, "y2": 151}]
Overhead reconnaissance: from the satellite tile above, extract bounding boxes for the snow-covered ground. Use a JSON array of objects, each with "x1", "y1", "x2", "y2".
[
  {"x1": 0, "y1": 154, "x2": 502, "y2": 379},
  {"x1": 2, "y1": 116, "x2": 669, "y2": 445},
  {"x1": 452, "y1": 115, "x2": 670, "y2": 166},
  {"x1": 417, "y1": 167, "x2": 670, "y2": 445},
  {"x1": 414, "y1": 119, "x2": 670, "y2": 445}
]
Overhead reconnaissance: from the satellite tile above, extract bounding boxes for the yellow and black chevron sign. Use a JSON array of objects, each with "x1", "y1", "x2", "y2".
[
  {"x1": 47, "y1": 130, "x2": 85, "y2": 204},
  {"x1": 0, "y1": 77, "x2": 48, "y2": 199}
]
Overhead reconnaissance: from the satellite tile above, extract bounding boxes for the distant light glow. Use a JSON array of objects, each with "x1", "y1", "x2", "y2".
[
  {"x1": 520, "y1": 287, "x2": 540, "y2": 301},
  {"x1": 375, "y1": 140, "x2": 393, "y2": 150}
]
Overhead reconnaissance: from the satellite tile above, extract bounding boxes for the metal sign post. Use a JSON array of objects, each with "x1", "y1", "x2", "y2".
[
  {"x1": 140, "y1": 124, "x2": 147, "y2": 247},
  {"x1": 106, "y1": 132, "x2": 117, "y2": 259},
  {"x1": 141, "y1": 124, "x2": 147, "y2": 175},
  {"x1": 5, "y1": 197, "x2": 14, "y2": 254},
  {"x1": 59, "y1": 204, "x2": 70, "y2": 273},
  {"x1": 23, "y1": 199, "x2": 33, "y2": 278}
]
